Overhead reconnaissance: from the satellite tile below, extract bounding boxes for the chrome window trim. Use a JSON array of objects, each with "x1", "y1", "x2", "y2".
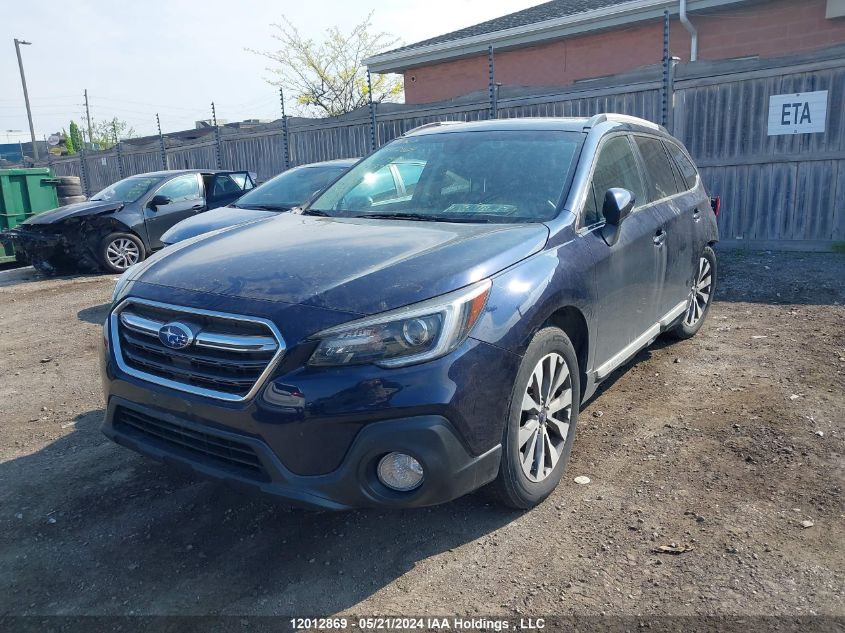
[{"x1": 110, "y1": 297, "x2": 287, "y2": 403}]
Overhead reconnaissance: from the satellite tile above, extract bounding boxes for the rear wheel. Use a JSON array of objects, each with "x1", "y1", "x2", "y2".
[
  {"x1": 668, "y1": 245, "x2": 717, "y2": 339},
  {"x1": 98, "y1": 232, "x2": 145, "y2": 273},
  {"x1": 485, "y1": 327, "x2": 580, "y2": 509}
]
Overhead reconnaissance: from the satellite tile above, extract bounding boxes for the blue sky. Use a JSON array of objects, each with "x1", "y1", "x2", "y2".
[{"x1": 1, "y1": 0, "x2": 539, "y2": 142}]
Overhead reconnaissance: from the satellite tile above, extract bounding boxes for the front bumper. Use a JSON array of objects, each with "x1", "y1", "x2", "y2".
[
  {"x1": 100, "y1": 286, "x2": 520, "y2": 509},
  {"x1": 1, "y1": 227, "x2": 66, "y2": 262},
  {"x1": 103, "y1": 397, "x2": 501, "y2": 510},
  {"x1": 1, "y1": 227, "x2": 64, "y2": 248}
]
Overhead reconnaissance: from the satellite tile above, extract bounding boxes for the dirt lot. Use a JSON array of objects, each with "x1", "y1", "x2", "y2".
[{"x1": 0, "y1": 250, "x2": 843, "y2": 623}]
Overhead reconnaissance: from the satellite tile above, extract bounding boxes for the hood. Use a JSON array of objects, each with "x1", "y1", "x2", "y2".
[
  {"x1": 24, "y1": 199, "x2": 123, "y2": 224},
  {"x1": 134, "y1": 213, "x2": 549, "y2": 314},
  {"x1": 161, "y1": 206, "x2": 276, "y2": 244}
]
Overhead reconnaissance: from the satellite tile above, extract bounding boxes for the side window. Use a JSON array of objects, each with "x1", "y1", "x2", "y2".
[
  {"x1": 395, "y1": 162, "x2": 424, "y2": 195},
  {"x1": 665, "y1": 142, "x2": 699, "y2": 191},
  {"x1": 156, "y1": 174, "x2": 202, "y2": 202},
  {"x1": 634, "y1": 136, "x2": 680, "y2": 202},
  {"x1": 584, "y1": 135, "x2": 646, "y2": 226},
  {"x1": 339, "y1": 165, "x2": 398, "y2": 210},
  {"x1": 229, "y1": 173, "x2": 254, "y2": 190},
  {"x1": 211, "y1": 174, "x2": 245, "y2": 197}
]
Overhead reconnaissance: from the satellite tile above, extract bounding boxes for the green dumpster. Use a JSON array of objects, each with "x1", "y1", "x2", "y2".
[{"x1": 0, "y1": 168, "x2": 59, "y2": 264}]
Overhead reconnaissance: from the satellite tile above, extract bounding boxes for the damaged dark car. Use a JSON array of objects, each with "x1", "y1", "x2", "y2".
[{"x1": 3, "y1": 169, "x2": 254, "y2": 274}]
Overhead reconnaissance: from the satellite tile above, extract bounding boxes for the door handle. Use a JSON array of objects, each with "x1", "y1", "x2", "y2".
[
  {"x1": 191, "y1": 205, "x2": 204, "y2": 211},
  {"x1": 692, "y1": 208, "x2": 701, "y2": 221},
  {"x1": 653, "y1": 229, "x2": 667, "y2": 246}
]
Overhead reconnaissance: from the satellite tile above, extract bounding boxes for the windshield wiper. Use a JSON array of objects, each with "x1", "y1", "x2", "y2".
[
  {"x1": 355, "y1": 212, "x2": 493, "y2": 223},
  {"x1": 354, "y1": 212, "x2": 442, "y2": 222},
  {"x1": 234, "y1": 203, "x2": 291, "y2": 211},
  {"x1": 300, "y1": 209, "x2": 331, "y2": 216}
]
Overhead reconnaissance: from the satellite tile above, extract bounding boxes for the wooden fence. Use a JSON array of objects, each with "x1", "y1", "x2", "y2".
[{"x1": 40, "y1": 45, "x2": 845, "y2": 250}]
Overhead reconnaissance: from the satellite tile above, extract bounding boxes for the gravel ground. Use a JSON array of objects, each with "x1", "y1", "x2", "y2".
[{"x1": 0, "y1": 250, "x2": 842, "y2": 623}]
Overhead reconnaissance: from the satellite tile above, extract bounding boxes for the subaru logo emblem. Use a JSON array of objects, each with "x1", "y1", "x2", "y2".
[{"x1": 158, "y1": 322, "x2": 194, "y2": 349}]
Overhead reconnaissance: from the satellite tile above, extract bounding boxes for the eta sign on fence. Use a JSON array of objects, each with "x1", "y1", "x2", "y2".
[{"x1": 767, "y1": 91, "x2": 828, "y2": 135}]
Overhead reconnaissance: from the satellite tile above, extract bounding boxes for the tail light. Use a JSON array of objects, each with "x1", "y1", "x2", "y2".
[{"x1": 710, "y1": 196, "x2": 721, "y2": 218}]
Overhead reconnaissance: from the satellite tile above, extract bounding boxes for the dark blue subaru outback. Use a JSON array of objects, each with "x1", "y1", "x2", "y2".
[{"x1": 101, "y1": 115, "x2": 718, "y2": 510}]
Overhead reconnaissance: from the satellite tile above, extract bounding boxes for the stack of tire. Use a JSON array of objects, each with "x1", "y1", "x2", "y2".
[{"x1": 56, "y1": 176, "x2": 86, "y2": 206}]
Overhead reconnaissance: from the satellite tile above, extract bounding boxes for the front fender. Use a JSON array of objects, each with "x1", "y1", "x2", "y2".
[{"x1": 472, "y1": 242, "x2": 596, "y2": 360}]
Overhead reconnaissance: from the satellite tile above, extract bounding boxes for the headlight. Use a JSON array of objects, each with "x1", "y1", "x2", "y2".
[
  {"x1": 111, "y1": 263, "x2": 139, "y2": 303},
  {"x1": 308, "y1": 279, "x2": 491, "y2": 368}
]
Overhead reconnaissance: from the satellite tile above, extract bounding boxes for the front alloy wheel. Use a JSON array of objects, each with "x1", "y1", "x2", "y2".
[
  {"x1": 106, "y1": 238, "x2": 140, "y2": 270},
  {"x1": 519, "y1": 353, "x2": 573, "y2": 482},
  {"x1": 485, "y1": 327, "x2": 580, "y2": 509},
  {"x1": 98, "y1": 232, "x2": 145, "y2": 274}
]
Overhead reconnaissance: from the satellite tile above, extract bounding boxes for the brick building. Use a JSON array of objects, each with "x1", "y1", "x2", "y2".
[{"x1": 366, "y1": 0, "x2": 845, "y2": 104}]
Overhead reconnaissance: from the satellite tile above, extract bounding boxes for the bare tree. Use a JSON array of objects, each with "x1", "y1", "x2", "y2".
[
  {"x1": 92, "y1": 117, "x2": 135, "y2": 150},
  {"x1": 250, "y1": 12, "x2": 403, "y2": 117}
]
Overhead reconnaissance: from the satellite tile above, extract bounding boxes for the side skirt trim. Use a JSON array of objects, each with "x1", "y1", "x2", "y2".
[{"x1": 593, "y1": 299, "x2": 688, "y2": 381}]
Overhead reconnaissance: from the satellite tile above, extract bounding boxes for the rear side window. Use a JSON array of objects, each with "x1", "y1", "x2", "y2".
[
  {"x1": 156, "y1": 174, "x2": 202, "y2": 202},
  {"x1": 634, "y1": 136, "x2": 679, "y2": 201},
  {"x1": 395, "y1": 162, "x2": 424, "y2": 195},
  {"x1": 583, "y1": 135, "x2": 646, "y2": 226},
  {"x1": 665, "y1": 142, "x2": 699, "y2": 190},
  {"x1": 211, "y1": 174, "x2": 244, "y2": 197}
]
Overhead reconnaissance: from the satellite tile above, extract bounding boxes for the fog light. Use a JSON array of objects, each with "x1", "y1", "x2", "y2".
[{"x1": 377, "y1": 452, "x2": 424, "y2": 492}]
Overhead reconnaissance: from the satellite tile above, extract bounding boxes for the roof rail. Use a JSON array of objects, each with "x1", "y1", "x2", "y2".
[
  {"x1": 605, "y1": 113, "x2": 661, "y2": 130},
  {"x1": 403, "y1": 120, "x2": 464, "y2": 136},
  {"x1": 583, "y1": 113, "x2": 665, "y2": 133},
  {"x1": 583, "y1": 114, "x2": 607, "y2": 131}
]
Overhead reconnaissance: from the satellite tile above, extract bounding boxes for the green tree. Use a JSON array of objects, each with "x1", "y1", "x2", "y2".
[
  {"x1": 250, "y1": 12, "x2": 403, "y2": 117},
  {"x1": 91, "y1": 117, "x2": 136, "y2": 150},
  {"x1": 67, "y1": 121, "x2": 83, "y2": 155},
  {"x1": 63, "y1": 127, "x2": 76, "y2": 155}
]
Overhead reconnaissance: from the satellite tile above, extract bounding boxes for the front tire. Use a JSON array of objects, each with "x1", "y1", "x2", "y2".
[
  {"x1": 98, "y1": 232, "x2": 145, "y2": 274},
  {"x1": 486, "y1": 327, "x2": 580, "y2": 509},
  {"x1": 668, "y1": 245, "x2": 717, "y2": 339}
]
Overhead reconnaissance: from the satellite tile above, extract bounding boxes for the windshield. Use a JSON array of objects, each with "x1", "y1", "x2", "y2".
[
  {"x1": 308, "y1": 130, "x2": 581, "y2": 223},
  {"x1": 91, "y1": 176, "x2": 162, "y2": 203},
  {"x1": 235, "y1": 165, "x2": 348, "y2": 210}
]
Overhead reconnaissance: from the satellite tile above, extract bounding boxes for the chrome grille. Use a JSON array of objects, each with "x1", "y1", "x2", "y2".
[{"x1": 110, "y1": 298, "x2": 286, "y2": 401}]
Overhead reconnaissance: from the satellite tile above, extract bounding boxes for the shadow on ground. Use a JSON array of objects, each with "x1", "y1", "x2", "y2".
[
  {"x1": 0, "y1": 265, "x2": 105, "y2": 289},
  {"x1": 1, "y1": 410, "x2": 520, "y2": 616},
  {"x1": 78, "y1": 303, "x2": 111, "y2": 325}
]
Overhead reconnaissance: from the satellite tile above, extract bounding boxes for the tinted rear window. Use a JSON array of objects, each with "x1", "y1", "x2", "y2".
[
  {"x1": 665, "y1": 142, "x2": 699, "y2": 190},
  {"x1": 634, "y1": 136, "x2": 679, "y2": 201}
]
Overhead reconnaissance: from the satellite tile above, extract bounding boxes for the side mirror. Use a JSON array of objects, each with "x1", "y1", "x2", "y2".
[
  {"x1": 148, "y1": 194, "x2": 171, "y2": 209},
  {"x1": 600, "y1": 187, "x2": 635, "y2": 247}
]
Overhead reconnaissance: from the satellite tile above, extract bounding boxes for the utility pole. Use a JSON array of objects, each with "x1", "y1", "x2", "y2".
[
  {"x1": 13, "y1": 38, "x2": 38, "y2": 160},
  {"x1": 84, "y1": 89, "x2": 94, "y2": 150}
]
